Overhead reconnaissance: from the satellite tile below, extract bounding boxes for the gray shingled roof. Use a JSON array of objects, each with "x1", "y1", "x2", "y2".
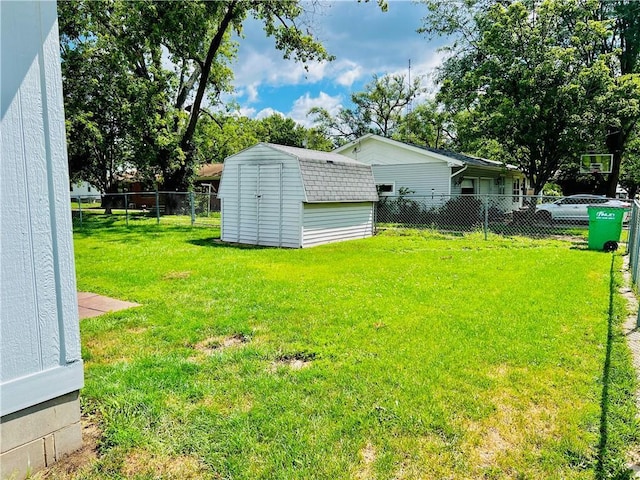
[
  {"x1": 421, "y1": 146, "x2": 519, "y2": 170},
  {"x1": 266, "y1": 143, "x2": 379, "y2": 203}
]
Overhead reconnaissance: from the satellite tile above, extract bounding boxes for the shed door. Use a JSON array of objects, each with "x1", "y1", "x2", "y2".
[
  {"x1": 237, "y1": 164, "x2": 283, "y2": 246},
  {"x1": 256, "y1": 164, "x2": 283, "y2": 246},
  {"x1": 237, "y1": 164, "x2": 258, "y2": 243}
]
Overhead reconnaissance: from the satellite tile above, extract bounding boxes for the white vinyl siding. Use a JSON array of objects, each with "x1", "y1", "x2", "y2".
[
  {"x1": 351, "y1": 139, "x2": 445, "y2": 166},
  {"x1": 219, "y1": 143, "x2": 375, "y2": 248},
  {"x1": 371, "y1": 163, "x2": 451, "y2": 197},
  {"x1": 219, "y1": 148, "x2": 304, "y2": 248},
  {"x1": 302, "y1": 203, "x2": 374, "y2": 248}
]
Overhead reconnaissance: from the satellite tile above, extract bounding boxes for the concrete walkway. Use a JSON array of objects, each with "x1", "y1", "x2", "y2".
[
  {"x1": 621, "y1": 258, "x2": 640, "y2": 476},
  {"x1": 77, "y1": 292, "x2": 140, "y2": 319}
]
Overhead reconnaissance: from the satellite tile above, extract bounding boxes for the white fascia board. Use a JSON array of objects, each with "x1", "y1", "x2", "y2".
[{"x1": 1, "y1": 362, "x2": 84, "y2": 417}]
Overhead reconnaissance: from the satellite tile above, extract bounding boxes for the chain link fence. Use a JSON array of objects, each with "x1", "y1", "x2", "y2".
[
  {"x1": 71, "y1": 192, "x2": 220, "y2": 228},
  {"x1": 72, "y1": 191, "x2": 631, "y2": 244},
  {"x1": 627, "y1": 200, "x2": 640, "y2": 286},
  {"x1": 375, "y1": 194, "x2": 623, "y2": 239}
]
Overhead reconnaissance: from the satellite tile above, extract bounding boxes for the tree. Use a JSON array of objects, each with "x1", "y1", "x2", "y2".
[
  {"x1": 584, "y1": 1, "x2": 640, "y2": 196},
  {"x1": 61, "y1": 37, "x2": 141, "y2": 213},
  {"x1": 59, "y1": 0, "x2": 334, "y2": 193},
  {"x1": 422, "y1": 0, "x2": 619, "y2": 194},
  {"x1": 618, "y1": 136, "x2": 640, "y2": 198},
  {"x1": 310, "y1": 73, "x2": 423, "y2": 146},
  {"x1": 393, "y1": 100, "x2": 453, "y2": 148}
]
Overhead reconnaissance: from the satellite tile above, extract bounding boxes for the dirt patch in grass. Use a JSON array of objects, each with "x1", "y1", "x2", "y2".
[
  {"x1": 465, "y1": 391, "x2": 559, "y2": 474},
  {"x1": 162, "y1": 271, "x2": 192, "y2": 280},
  {"x1": 33, "y1": 417, "x2": 101, "y2": 479},
  {"x1": 121, "y1": 449, "x2": 206, "y2": 479},
  {"x1": 270, "y1": 352, "x2": 316, "y2": 371},
  {"x1": 127, "y1": 326, "x2": 148, "y2": 334},
  {"x1": 476, "y1": 427, "x2": 510, "y2": 467},
  {"x1": 354, "y1": 442, "x2": 376, "y2": 479},
  {"x1": 194, "y1": 333, "x2": 250, "y2": 355}
]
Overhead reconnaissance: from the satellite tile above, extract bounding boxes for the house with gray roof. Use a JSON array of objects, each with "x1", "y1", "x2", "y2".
[
  {"x1": 334, "y1": 134, "x2": 527, "y2": 209},
  {"x1": 217, "y1": 143, "x2": 378, "y2": 248}
]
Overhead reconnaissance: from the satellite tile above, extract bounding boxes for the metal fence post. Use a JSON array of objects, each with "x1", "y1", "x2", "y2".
[
  {"x1": 155, "y1": 191, "x2": 160, "y2": 224},
  {"x1": 190, "y1": 191, "x2": 195, "y2": 226},
  {"x1": 631, "y1": 201, "x2": 640, "y2": 286},
  {"x1": 77, "y1": 196, "x2": 83, "y2": 227},
  {"x1": 124, "y1": 192, "x2": 129, "y2": 227},
  {"x1": 483, "y1": 194, "x2": 489, "y2": 240}
]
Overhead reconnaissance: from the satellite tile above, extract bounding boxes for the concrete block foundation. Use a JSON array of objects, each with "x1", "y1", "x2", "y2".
[{"x1": 0, "y1": 391, "x2": 82, "y2": 480}]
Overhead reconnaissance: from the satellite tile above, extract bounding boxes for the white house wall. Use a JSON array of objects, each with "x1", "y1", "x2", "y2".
[
  {"x1": 349, "y1": 138, "x2": 444, "y2": 166},
  {"x1": 302, "y1": 203, "x2": 374, "y2": 248},
  {"x1": 372, "y1": 163, "x2": 452, "y2": 197},
  {"x1": 1, "y1": 1, "x2": 83, "y2": 416}
]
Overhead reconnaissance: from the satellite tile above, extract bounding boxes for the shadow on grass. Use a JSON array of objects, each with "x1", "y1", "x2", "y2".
[{"x1": 187, "y1": 238, "x2": 269, "y2": 250}]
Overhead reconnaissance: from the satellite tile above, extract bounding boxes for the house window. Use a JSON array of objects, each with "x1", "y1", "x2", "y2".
[
  {"x1": 87, "y1": 185, "x2": 92, "y2": 193},
  {"x1": 512, "y1": 178, "x2": 521, "y2": 203},
  {"x1": 460, "y1": 178, "x2": 475, "y2": 194},
  {"x1": 376, "y1": 183, "x2": 395, "y2": 196}
]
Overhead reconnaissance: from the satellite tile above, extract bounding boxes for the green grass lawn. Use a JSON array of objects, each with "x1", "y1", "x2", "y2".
[{"x1": 59, "y1": 224, "x2": 637, "y2": 479}]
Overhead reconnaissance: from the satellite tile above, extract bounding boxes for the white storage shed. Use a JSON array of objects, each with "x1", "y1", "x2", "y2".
[{"x1": 218, "y1": 143, "x2": 379, "y2": 248}]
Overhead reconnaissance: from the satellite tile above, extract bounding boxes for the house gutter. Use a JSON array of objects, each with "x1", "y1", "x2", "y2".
[{"x1": 449, "y1": 165, "x2": 468, "y2": 195}]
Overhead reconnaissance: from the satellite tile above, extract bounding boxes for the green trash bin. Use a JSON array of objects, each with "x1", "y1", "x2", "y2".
[{"x1": 587, "y1": 206, "x2": 625, "y2": 251}]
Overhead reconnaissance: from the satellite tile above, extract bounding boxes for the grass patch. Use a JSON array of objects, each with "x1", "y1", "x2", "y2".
[{"x1": 64, "y1": 225, "x2": 638, "y2": 479}]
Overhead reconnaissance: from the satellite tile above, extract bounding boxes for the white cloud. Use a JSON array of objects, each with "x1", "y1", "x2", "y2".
[
  {"x1": 333, "y1": 60, "x2": 364, "y2": 87},
  {"x1": 289, "y1": 92, "x2": 343, "y2": 128},
  {"x1": 237, "y1": 106, "x2": 257, "y2": 118},
  {"x1": 245, "y1": 83, "x2": 260, "y2": 103},
  {"x1": 232, "y1": 46, "x2": 330, "y2": 95},
  {"x1": 227, "y1": 1, "x2": 453, "y2": 126},
  {"x1": 255, "y1": 107, "x2": 283, "y2": 120}
]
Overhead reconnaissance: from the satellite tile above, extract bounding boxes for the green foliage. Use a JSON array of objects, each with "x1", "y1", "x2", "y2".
[
  {"x1": 195, "y1": 112, "x2": 333, "y2": 164},
  {"x1": 310, "y1": 73, "x2": 424, "y2": 146},
  {"x1": 422, "y1": 0, "x2": 640, "y2": 195},
  {"x1": 392, "y1": 100, "x2": 453, "y2": 148},
  {"x1": 429, "y1": 1, "x2": 615, "y2": 193},
  {"x1": 542, "y1": 182, "x2": 563, "y2": 197},
  {"x1": 59, "y1": 0, "x2": 334, "y2": 191}
]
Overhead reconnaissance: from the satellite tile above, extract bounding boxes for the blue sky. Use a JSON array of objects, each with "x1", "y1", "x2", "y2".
[{"x1": 228, "y1": 0, "x2": 451, "y2": 127}]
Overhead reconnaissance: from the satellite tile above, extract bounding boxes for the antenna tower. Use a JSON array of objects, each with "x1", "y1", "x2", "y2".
[{"x1": 407, "y1": 59, "x2": 412, "y2": 115}]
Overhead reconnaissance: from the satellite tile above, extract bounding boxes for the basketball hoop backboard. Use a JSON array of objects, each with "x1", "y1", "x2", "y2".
[{"x1": 580, "y1": 154, "x2": 612, "y2": 174}]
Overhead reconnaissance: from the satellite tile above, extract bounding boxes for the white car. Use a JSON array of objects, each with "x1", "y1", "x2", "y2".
[{"x1": 535, "y1": 194, "x2": 630, "y2": 222}]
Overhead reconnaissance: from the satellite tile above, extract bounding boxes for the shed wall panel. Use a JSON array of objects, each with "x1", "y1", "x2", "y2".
[{"x1": 302, "y1": 203, "x2": 374, "y2": 248}]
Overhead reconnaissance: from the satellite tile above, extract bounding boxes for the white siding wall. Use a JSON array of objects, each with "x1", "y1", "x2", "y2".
[
  {"x1": 70, "y1": 181, "x2": 100, "y2": 197},
  {"x1": 350, "y1": 138, "x2": 444, "y2": 166},
  {"x1": 302, "y1": 203, "x2": 374, "y2": 248},
  {"x1": 219, "y1": 145, "x2": 305, "y2": 248},
  {"x1": 372, "y1": 163, "x2": 451, "y2": 197},
  {"x1": 1, "y1": 1, "x2": 83, "y2": 416}
]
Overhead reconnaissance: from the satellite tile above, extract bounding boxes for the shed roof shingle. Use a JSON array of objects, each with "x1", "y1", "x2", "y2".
[{"x1": 265, "y1": 143, "x2": 378, "y2": 203}]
